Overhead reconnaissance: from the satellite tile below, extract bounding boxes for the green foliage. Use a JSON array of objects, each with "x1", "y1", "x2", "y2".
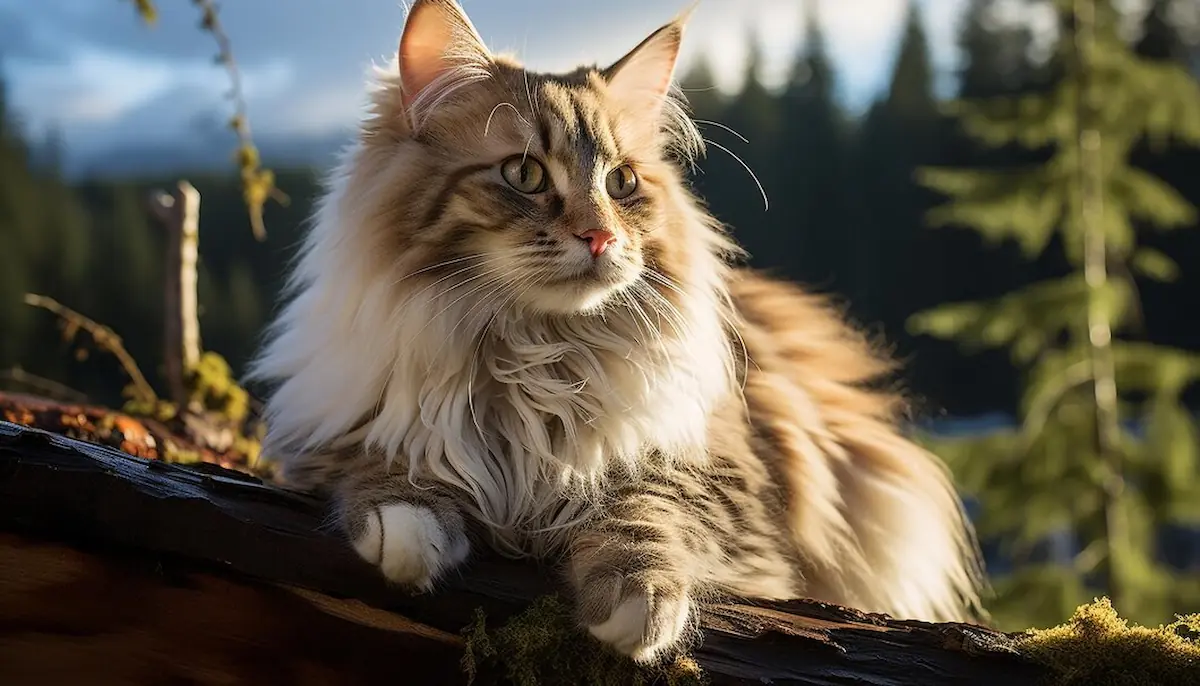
[
  {"x1": 460, "y1": 596, "x2": 705, "y2": 686},
  {"x1": 909, "y1": 275, "x2": 1132, "y2": 363},
  {"x1": 912, "y1": 0, "x2": 1200, "y2": 630}
]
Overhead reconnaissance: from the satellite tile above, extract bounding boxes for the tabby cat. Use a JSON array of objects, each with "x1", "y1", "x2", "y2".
[{"x1": 249, "y1": 0, "x2": 987, "y2": 663}]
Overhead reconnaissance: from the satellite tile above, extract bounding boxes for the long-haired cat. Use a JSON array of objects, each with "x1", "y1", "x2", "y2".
[{"x1": 249, "y1": 0, "x2": 987, "y2": 663}]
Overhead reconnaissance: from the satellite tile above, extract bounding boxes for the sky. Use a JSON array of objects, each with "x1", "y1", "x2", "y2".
[{"x1": 0, "y1": 0, "x2": 988, "y2": 166}]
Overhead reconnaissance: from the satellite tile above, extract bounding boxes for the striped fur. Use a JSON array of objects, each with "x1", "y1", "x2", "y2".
[{"x1": 248, "y1": 0, "x2": 986, "y2": 664}]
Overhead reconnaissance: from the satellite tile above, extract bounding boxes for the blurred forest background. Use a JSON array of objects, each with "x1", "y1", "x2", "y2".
[{"x1": 1, "y1": 0, "x2": 1198, "y2": 632}]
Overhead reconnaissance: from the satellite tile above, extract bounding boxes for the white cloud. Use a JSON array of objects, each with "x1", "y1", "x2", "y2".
[
  {"x1": 666, "y1": 0, "x2": 967, "y2": 109},
  {"x1": 8, "y1": 46, "x2": 294, "y2": 131},
  {"x1": 265, "y1": 83, "x2": 367, "y2": 137},
  {"x1": 8, "y1": 0, "x2": 1033, "y2": 157}
]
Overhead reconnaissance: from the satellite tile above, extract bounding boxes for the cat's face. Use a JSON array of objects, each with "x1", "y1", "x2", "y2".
[{"x1": 351, "y1": 0, "x2": 703, "y2": 316}]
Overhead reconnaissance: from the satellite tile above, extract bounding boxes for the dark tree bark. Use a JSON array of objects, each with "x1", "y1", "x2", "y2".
[{"x1": 0, "y1": 420, "x2": 1049, "y2": 685}]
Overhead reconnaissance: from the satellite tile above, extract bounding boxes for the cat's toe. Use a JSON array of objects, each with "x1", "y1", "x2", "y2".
[
  {"x1": 351, "y1": 503, "x2": 469, "y2": 591},
  {"x1": 581, "y1": 577, "x2": 694, "y2": 664}
]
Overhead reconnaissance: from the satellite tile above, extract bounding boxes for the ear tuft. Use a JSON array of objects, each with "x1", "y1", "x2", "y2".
[
  {"x1": 397, "y1": 0, "x2": 492, "y2": 128},
  {"x1": 603, "y1": 7, "x2": 693, "y2": 119}
]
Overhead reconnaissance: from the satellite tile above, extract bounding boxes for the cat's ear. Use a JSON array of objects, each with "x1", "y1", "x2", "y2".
[
  {"x1": 397, "y1": 0, "x2": 492, "y2": 118},
  {"x1": 602, "y1": 6, "x2": 694, "y2": 118}
]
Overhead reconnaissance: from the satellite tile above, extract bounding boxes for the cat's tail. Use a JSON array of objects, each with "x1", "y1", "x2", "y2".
[{"x1": 730, "y1": 271, "x2": 989, "y2": 625}]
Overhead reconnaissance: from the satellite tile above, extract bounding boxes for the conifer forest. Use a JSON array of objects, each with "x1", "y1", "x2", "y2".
[{"x1": 2, "y1": 0, "x2": 1198, "y2": 634}]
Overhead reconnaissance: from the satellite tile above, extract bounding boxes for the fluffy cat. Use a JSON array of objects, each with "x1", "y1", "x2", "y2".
[{"x1": 249, "y1": 0, "x2": 987, "y2": 663}]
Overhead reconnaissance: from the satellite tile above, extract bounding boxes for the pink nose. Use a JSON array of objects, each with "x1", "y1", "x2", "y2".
[{"x1": 576, "y1": 229, "x2": 617, "y2": 257}]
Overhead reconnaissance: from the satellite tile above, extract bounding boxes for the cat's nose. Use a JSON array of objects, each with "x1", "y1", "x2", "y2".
[{"x1": 575, "y1": 229, "x2": 617, "y2": 257}]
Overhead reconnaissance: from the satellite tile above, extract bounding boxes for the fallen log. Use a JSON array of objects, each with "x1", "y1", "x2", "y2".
[{"x1": 0, "y1": 419, "x2": 1052, "y2": 685}]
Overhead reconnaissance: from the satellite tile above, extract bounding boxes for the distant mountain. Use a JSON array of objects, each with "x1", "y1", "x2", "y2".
[{"x1": 66, "y1": 130, "x2": 353, "y2": 179}]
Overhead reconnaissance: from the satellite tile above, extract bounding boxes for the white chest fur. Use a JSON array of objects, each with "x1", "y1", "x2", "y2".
[{"x1": 360, "y1": 294, "x2": 730, "y2": 554}]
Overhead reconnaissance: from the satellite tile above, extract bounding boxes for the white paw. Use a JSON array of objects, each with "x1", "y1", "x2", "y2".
[
  {"x1": 351, "y1": 503, "x2": 469, "y2": 591},
  {"x1": 587, "y1": 590, "x2": 693, "y2": 664}
]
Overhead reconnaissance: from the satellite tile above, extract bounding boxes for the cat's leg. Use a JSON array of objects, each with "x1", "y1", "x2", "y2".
[
  {"x1": 329, "y1": 451, "x2": 472, "y2": 591},
  {"x1": 566, "y1": 467, "x2": 798, "y2": 664}
]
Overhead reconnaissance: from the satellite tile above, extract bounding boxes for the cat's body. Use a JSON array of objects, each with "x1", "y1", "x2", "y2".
[{"x1": 250, "y1": 0, "x2": 986, "y2": 663}]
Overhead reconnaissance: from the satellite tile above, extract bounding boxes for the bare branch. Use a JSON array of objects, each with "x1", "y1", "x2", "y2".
[
  {"x1": 193, "y1": 0, "x2": 289, "y2": 241},
  {"x1": 127, "y1": 0, "x2": 288, "y2": 241},
  {"x1": 23, "y1": 294, "x2": 159, "y2": 407},
  {"x1": 0, "y1": 367, "x2": 89, "y2": 404}
]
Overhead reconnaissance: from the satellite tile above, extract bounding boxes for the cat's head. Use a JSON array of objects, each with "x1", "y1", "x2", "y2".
[{"x1": 340, "y1": 0, "x2": 721, "y2": 317}]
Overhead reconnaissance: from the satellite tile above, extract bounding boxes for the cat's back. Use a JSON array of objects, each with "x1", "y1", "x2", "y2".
[
  {"x1": 720, "y1": 268, "x2": 984, "y2": 621},
  {"x1": 728, "y1": 268, "x2": 900, "y2": 422}
]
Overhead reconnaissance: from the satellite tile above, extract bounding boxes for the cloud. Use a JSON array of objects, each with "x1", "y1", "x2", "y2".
[
  {"x1": 5, "y1": 0, "x2": 982, "y2": 163},
  {"x1": 9, "y1": 47, "x2": 293, "y2": 129}
]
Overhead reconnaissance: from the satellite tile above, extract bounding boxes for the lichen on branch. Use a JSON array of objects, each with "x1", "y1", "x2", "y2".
[{"x1": 125, "y1": 0, "x2": 288, "y2": 241}]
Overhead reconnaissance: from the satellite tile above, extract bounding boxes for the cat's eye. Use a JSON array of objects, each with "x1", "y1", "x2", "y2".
[
  {"x1": 500, "y1": 156, "x2": 548, "y2": 194},
  {"x1": 606, "y1": 164, "x2": 638, "y2": 200}
]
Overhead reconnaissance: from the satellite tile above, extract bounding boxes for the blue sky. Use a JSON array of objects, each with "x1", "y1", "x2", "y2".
[{"x1": 2, "y1": 0, "x2": 996, "y2": 165}]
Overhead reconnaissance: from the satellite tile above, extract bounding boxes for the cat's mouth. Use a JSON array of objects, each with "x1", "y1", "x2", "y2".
[
  {"x1": 561, "y1": 251, "x2": 634, "y2": 286},
  {"x1": 522, "y1": 253, "x2": 641, "y2": 314}
]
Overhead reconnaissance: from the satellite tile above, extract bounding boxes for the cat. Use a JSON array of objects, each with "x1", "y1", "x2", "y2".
[{"x1": 248, "y1": 0, "x2": 987, "y2": 664}]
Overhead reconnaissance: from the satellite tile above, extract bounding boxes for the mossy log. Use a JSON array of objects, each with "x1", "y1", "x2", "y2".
[{"x1": 0, "y1": 419, "x2": 1053, "y2": 685}]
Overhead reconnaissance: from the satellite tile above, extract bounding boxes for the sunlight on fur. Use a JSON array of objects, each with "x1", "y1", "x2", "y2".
[{"x1": 248, "y1": 0, "x2": 987, "y2": 664}]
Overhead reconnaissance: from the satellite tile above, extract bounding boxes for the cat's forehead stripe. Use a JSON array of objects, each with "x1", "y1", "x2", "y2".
[{"x1": 535, "y1": 77, "x2": 619, "y2": 172}]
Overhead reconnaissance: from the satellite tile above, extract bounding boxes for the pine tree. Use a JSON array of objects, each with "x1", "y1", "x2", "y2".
[
  {"x1": 1133, "y1": 0, "x2": 1200, "y2": 358},
  {"x1": 958, "y1": 0, "x2": 1041, "y2": 99},
  {"x1": 910, "y1": 0, "x2": 1200, "y2": 630},
  {"x1": 0, "y1": 65, "x2": 93, "y2": 373},
  {"x1": 678, "y1": 56, "x2": 730, "y2": 215},
  {"x1": 774, "y1": 0, "x2": 852, "y2": 290},
  {"x1": 0, "y1": 66, "x2": 36, "y2": 366},
  {"x1": 715, "y1": 34, "x2": 780, "y2": 266},
  {"x1": 851, "y1": 0, "x2": 940, "y2": 329},
  {"x1": 912, "y1": 0, "x2": 1049, "y2": 416},
  {"x1": 1136, "y1": 0, "x2": 1192, "y2": 63}
]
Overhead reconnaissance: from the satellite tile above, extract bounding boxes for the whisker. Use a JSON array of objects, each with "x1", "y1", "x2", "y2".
[
  {"x1": 403, "y1": 275, "x2": 507, "y2": 355},
  {"x1": 405, "y1": 261, "x2": 505, "y2": 305},
  {"x1": 619, "y1": 289, "x2": 655, "y2": 350},
  {"x1": 636, "y1": 281, "x2": 692, "y2": 342},
  {"x1": 521, "y1": 131, "x2": 536, "y2": 165},
  {"x1": 523, "y1": 68, "x2": 540, "y2": 119},
  {"x1": 466, "y1": 280, "x2": 529, "y2": 440},
  {"x1": 391, "y1": 253, "x2": 494, "y2": 288},
  {"x1": 693, "y1": 119, "x2": 749, "y2": 144},
  {"x1": 485, "y1": 102, "x2": 530, "y2": 137},
  {"x1": 639, "y1": 270, "x2": 751, "y2": 391},
  {"x1": 704, "y1": 137, "x2": 769, "y2": 212}
]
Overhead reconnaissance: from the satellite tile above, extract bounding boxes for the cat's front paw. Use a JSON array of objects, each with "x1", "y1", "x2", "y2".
[
  {"x1": 577, "y1": 573, "x2": 694, "y2": 664},
  {"x1": 351, "y1": 503, "x2": 470, "y2": 591}
]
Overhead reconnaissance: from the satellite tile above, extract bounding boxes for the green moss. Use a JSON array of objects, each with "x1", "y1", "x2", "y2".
[
  {"x1": 461, "y1": 595, "x2": 705, "y2": 686},
  {"x1": 186, "y1": 351, "x2": 250, "y2": 423},
  {"x1": 1017, "y1": 597, "x2": 1200, "y2": 685}
]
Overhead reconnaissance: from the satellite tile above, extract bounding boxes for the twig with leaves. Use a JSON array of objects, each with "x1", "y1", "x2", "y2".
[{"x1": 126, "y1": 0, "x2": 288, "y2": 241}]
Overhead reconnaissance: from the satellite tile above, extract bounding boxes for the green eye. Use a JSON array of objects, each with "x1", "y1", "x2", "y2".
[
  {"x1": 606, "y1": 164, "x2": 638, "y2": 199},
  {"x1": 500, "y1": 156, "x2": 548, "y2": 193}
]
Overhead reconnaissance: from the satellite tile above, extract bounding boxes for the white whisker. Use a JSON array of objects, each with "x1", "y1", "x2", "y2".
[
  {"x1": 693, "y1": 119, "x2": 749, "y2": 144},
  {"x1": 704, "y1": 137, "x2": 769, "y2": 212},
  {"x1": 485, "y1": 101, "x2": 531, "y2": 137}
]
